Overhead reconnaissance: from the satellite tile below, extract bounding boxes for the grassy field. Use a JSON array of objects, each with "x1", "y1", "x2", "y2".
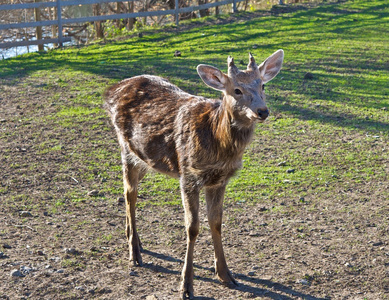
[{"x1": 1, "y1": 0, "x2": 388, "y2": 299}]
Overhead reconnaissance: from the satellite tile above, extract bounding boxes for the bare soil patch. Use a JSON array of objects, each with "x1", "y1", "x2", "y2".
[{"x1": 1, "y1": 69, "x2": 388, "y2": 300}]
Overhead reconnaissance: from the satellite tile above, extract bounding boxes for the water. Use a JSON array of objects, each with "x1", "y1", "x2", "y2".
[
  {"x1": 1, "y1": 43, "x2": 43, "y2": 60},
  {"x1": 0, "y1": 37, "x2": 75, "y2": 60}
]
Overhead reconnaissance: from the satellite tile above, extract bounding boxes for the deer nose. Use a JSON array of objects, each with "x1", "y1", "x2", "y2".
[{"x1": 257, "y1": 108, "x2": 269, "y2": 120}]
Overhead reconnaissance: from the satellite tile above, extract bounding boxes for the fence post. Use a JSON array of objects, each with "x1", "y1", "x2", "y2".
[
  {"x1": 56, "y1": 0, "x2": 63, "y2": 47},
  {"x1": 232, "y1": 0, "x2": 237, "y2": 13},
  {"x1": 34, "y1": 0, "x2": 43, "y2": 51},
  {"x1": 175, "y1": 0, "x2": 179, "y2": 26}
]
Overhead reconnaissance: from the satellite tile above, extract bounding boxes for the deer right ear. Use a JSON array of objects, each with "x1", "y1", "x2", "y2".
[
  {"x1": 258, "y1": 49, "x2": 284, "y2": 84},
  {"x1": 197, "y1": 65, "x2": 227, "y2": 91}
]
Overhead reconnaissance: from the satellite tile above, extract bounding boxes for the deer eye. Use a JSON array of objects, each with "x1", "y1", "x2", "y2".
[{"x1": 234, "y1": 88, "x2": 242, "y2": 95}]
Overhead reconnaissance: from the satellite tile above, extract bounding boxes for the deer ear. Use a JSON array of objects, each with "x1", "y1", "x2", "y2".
[
  {"x1": 258, "y1": 49, "x2": 284, "y2": 84},
  {"x1": 197, "y1": 65, "x2": 228, "y2": 91}
]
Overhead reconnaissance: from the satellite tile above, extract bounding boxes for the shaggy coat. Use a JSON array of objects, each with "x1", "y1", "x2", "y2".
[{"x1": 105, "y1": 50, "x2": 284, "y2": 299}]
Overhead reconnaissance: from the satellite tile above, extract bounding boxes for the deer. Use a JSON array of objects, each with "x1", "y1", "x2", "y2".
[{"x1": 104, "y1": 49, "x2": 284, "y2": 299}]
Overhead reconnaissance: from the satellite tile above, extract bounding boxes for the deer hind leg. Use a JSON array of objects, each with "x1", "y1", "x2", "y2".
[
  {"x1": 179, "y1": 177, "x2": 200, "y2": 300},
  {"x1": 205, "y1": 185, "x2": 237, "y2": 286},
  {"x1": 123, "y1": 161, "x2": 145, "y2": 266}
]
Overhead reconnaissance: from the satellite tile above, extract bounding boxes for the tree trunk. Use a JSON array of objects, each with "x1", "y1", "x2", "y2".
[
  {"x1": 127, "y1": 1, "x2": 135, "y2": 31},
  {"x1": 93, "y1": 4, "x2": 104, "y2": 39},
  {"x1": 198, "y1": 0, "x2": 209, "y2": 17},
  {"x1": 49, "y1": 6, "x2": 58, "y2": 47},
  {"x1": 142, "y1": 0, "x2": 147, "y2": 25},
  {"x1": 34, "y1": 0, "x2": 43, "y2": 51},
  {"x1": 116, "y1": 2, "x2": 121, "y2": 28}
]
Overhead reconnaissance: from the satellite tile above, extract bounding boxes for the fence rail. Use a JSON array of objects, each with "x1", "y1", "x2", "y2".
[{"x1": 0, "y1": 0, "x2": 245, "y2": 49}]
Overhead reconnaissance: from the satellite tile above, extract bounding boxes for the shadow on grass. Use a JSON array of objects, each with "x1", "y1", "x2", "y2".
[
  {"x1": 269, "y1": 94, "x2": 389, "y2": 133},
  {"x1": 0, "y1": 0, "x2": 387, "y2": 135},
  {"x1": 143, "y1": 249, "x2": 328, "y2": 300},
  {"x1": 1, "y1": 0, "x2": 387, "y2": 81}
]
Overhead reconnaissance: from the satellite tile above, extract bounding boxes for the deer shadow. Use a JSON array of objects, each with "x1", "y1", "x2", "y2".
[{"x1": 142, "y1": 249, "x2": 328, "y2": 300}]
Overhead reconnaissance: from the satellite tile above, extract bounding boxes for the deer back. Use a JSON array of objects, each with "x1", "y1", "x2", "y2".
[{"x1": 105, "y1": 50, "x2": 284, "y2": 187}]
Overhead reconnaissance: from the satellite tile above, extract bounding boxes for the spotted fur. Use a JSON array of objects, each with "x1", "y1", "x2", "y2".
[{"x1": 105, "y1": 50, "x2": 284, "y2": 299}]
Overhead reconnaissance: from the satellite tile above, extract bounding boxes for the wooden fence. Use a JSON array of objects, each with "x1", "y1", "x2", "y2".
[{"x1": 0, "y1": 0, "x2": 245, "y2": 49}]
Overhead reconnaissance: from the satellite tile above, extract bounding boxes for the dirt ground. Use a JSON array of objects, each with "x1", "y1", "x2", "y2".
[
  {"x1": 1, "y1": 9, "x2": 388, "y2": 299},
  {"x1": 1, "y1": 70, "x2": 388, "y2": 300}
]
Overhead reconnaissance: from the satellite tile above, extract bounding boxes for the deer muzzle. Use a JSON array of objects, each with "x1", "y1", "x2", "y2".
[{"x1": 257, "y1": 108, "x2": 269, "y2": 120}]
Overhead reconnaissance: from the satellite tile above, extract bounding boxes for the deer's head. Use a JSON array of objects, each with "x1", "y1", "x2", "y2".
[{"x1": 197, "y1": 49, "x2": 284, "y2": 126}]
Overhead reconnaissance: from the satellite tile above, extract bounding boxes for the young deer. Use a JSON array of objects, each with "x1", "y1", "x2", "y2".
[{"x1": 105, "y1": 49, "x2": 284, "y2": 299}]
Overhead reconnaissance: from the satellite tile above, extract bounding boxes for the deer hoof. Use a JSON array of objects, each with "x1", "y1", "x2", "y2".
[
  {"x1": 217, "y1": 269, "x2": 238, "y2": 287},
  {"x1": 129, "y1": 235, "x2": 143, "y2": 266},
  {"x1": 129, "y1": 257, "x2": 143, "y2": 267},
  {"x1": 129, "y1": 250, "x2": 143, "y2": 266},
  {"x1": 180, "y1": 280, "x2": 194, "y2": 300},
  {"x1": 223, "y1": 279, "x2": 239, "y2": 288}
]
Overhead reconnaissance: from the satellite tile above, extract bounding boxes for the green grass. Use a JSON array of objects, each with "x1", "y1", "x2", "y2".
[{"x1": 0, "y1": 0, "x2": 388, "y2": 209}]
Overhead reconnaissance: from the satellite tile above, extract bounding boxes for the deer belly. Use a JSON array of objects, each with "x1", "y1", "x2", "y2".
[
  {"x1": 195, "y1": 167, "x2": 238, "y2": 187},
  {"x1": 129, "y1": 134, "x2": 179, "y2": 177}
]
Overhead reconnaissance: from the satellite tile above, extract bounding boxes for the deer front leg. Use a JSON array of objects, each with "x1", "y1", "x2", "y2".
[
  {"x1": 205, "y1": 185, "x2": 237, "y2": 286},
  {"x1": 180, "y1": 178, "x2": 200, "y2": 300},
  {"x1": 123, "y1": 164, "x2": 143, "y2": 266}
]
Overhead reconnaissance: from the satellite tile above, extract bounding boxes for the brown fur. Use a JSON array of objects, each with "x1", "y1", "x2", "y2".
[{"x1": 105, "y1": 50, "x2": 284, "y2": 299}]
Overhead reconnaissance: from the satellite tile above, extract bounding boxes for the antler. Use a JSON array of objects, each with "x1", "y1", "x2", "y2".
[
  {"x1": 247, "y1": 52, "x2": 258, "y2": 71},
  {"x1": 227, "y1": 56, "x2": 239, "y2": 77}
]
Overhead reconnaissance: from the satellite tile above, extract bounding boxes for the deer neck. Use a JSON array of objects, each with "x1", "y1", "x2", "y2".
[{"x1": 211, "y1": 97, "x2": 255, "y2": 152}]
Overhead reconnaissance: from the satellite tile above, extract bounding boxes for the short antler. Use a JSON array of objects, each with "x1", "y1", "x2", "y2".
[
  {"x1": 227, "y1": 56, "x2": 239, "y2": 77},
  {"x1": 247, "y1": 52, "x2": 258, "y2": 71}
]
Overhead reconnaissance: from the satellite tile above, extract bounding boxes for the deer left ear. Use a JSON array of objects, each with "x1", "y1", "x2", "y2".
[
  {"x1": 197, "y1": 65, "x2": 228, "y2": 91},
  {"x1": 258, "y1": 49, "x2": 284, "y2": 84}
]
